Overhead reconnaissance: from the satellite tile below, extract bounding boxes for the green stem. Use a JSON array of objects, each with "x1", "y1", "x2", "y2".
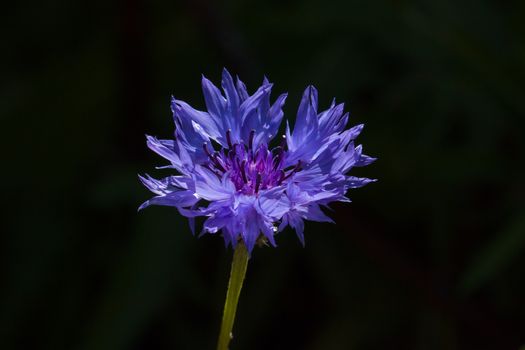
[{"x1": 216, "y1": 242, "x2": 250, "y2": 350}]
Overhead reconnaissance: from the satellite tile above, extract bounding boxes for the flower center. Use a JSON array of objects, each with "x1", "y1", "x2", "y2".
[{"x1": 202, "y1": 129, "x2": 302, "y2": 194}]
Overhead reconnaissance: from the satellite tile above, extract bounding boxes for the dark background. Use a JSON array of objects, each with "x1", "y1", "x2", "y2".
[{"x1": 2, "y1": 0, "x2": 525, "y2": 349}]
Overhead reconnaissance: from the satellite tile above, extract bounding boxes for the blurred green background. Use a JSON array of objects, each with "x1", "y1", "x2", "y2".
[{"x1": 2, "y1": 0, "x2": 525, "y2": 349}]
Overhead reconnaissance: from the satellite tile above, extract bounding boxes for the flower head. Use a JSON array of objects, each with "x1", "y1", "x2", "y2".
[{"x1": 139, "y1": 69, "x2": 376, "y2": 253}]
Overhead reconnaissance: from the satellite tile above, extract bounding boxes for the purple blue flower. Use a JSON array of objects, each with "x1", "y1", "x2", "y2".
[{"x1": 139, "y1": 69, "x2": 376, "y2": 253}]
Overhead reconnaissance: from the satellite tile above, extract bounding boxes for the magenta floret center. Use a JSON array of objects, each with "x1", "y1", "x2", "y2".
[{"x1": 202, "y1": 130, "x2": 301, "y2": 195}]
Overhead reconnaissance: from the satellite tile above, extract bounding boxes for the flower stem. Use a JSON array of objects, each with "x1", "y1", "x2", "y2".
[{"x1": 216, "y1": 242, "x2": 250, "y2": 350}]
